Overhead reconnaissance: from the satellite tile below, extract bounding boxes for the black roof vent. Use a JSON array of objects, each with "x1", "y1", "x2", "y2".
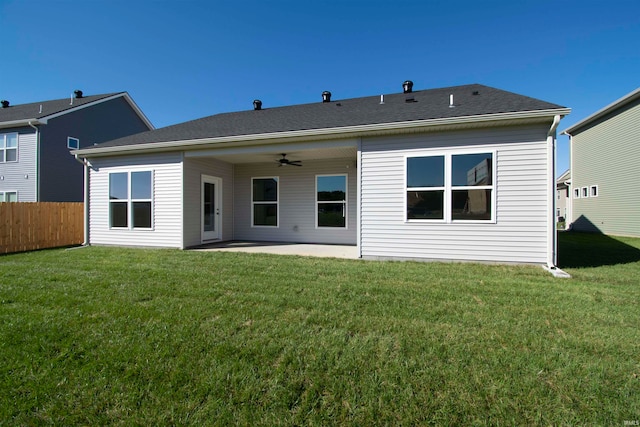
[
  {"x1": 253, "y1": 99, "x2": 262, "y2": 110},
  {"x1": 1, "y1": 100, "x2": 9, "y2": 108},
  {"x1": 322, "y1": 91, "x2": 332, "y2": 102},
  {"x1": 74, "y1": 90, "x2": 83, "y2": 99},
  {"x1": 472, "y1": 90, "x2": 480, "y2": 96},
  {"x1": 402, "y1": 80, "x2": 413, "y2": 94}
]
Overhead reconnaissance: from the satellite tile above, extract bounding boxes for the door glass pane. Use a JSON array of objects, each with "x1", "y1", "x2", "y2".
[
  {"x1": 452, "y1": 189, "x2": 491, "y2": 220},
  {"x1": 407, "y1": 156, "x2": 444, "y2": 188},
  {"x1": 109, "y1": 173, "x2": 128, "y2": 200},
  {"x1": 452, "y1": 153, "x2": 492, "y2": 186},
  {"x1": 204, "y1": 182, "x2": 215, "y2": 232},
  {"x1": 407, "y1": 190, "x2": 444, "y2": 219}
]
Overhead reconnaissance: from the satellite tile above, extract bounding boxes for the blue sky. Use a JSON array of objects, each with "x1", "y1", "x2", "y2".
[{"x1": 1, "y1": 0, "x2": 639, "y2": 175}]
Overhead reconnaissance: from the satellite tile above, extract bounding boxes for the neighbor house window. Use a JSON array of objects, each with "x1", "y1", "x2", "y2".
[
  {"x1": 406, "y1": 152, "x2": 494, "y2": 222},
  {"x1": 0, "y1": 133, "x2": 18, "y2": 163},
  {"x1": 109, "y1": 171, "x2": 153, "y2": 229},
  {"x1": 574, "y1": 188, "x2": 580, "y2": 199},
  {"x1": 0, "y1": 191, "x2": 17, "y2": 202},
  {"x1": 582, "y1": 187, "x2": 588, "y2": 198},
  {"x1": 590, "y1": 185, "x2": 598, "y2": 197},
  {"x1": 316, "y1": 174, "x2": 347, "y2": 228},
  {"x1": 67, "y1": 137, "x2": 79, "y2": 150},
  {"x1": 252, "y1": 177, "x2": 278, "y2": 226}
]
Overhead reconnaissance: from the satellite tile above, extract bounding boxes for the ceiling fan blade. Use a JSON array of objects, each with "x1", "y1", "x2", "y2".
[{"x1": 290, "y1": 162, "x2": 302, "y2": 166}]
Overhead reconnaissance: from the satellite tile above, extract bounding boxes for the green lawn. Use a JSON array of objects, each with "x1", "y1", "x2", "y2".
[{"x1": 1, "y1": 233, "x2": 639, "y2": 425}]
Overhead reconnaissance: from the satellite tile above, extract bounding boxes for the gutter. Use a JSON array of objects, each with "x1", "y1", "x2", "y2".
[
  {"x1": 73, "y1": 108, "x2": 571, "y2": 158},
  {"x1": 73, "y1": 154, "x2": 92, "y2": 247}
]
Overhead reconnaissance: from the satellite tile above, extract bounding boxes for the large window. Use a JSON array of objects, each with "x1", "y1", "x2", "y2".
[
  {"x1": 0, "y1": 191, "x2": 18, "y2": 202},
  {"x1": 317, "y1": 175, "x2": 347, "y2": 228},
  {"x1": 109, "y1": 171, "x2": 153, "y2": 229},
  {"x1": 406, "y1": 152, "x2": 494, "y2": 222},
  {"x1": 252, "y1": 177, "x2": 278, "y2": 227},
  {"x1": 1, "y1": 133, "x2": 18, "y2": 163}
]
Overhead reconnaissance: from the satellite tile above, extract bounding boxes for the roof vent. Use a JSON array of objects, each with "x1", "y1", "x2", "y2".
[
  {"x1": 253, "y1": 99, "x2": 262, "y2": 110},
  {"x1": 322, "y1": 91, "x2": 332, "y2": 102},
  {"x1": 402, "y1": 80, "x2": 413, "y2": 94},
  {"x1": 0, "y1": 100, "x2": 9, "y2": 108},
  {"x1": 74, "y1": 90, "x2": 83, "y2": 99},
  {"x1": 472, "y1": 90, "x2": 479, "y2": 96}
]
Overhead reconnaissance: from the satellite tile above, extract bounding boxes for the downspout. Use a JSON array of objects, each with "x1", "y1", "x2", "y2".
[
  {"x1": 27, "y1": 121, "x2": 40, "y2": 201},
  {"x1": 546, "y1": 115, "x2": 561, "y2": 269},
  {"x1": 74, "y1": 154, "x2": 91, "y2": 246}
]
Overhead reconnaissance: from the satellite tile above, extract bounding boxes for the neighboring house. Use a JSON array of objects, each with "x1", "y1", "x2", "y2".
[
  {"x1": 562, "y1": 87, "x2": 640, "y2": 237},
  {"x1": 556, "y1": 169, "x2": 571, "y2": 223},
  {"x1": 74, "y1": 82, "x2": 570, "y2": 266},
  {"x1": 0, "y1": 91, "x2": 153, "y2": 202}
]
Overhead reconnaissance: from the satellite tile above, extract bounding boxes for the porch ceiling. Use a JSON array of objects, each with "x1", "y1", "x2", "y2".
[{"x1": 191, "y1": 145, "x2": 357, "y2": 164}]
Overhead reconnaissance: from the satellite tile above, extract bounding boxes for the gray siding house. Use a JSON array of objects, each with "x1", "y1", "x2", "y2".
[
  {"x1": 0, "y1": 91, "x2": 153, "y2": 202},
  {"x1": 556, "y1": 169, "x2": 571, "y2": 223},
  {"x1": 74, "y1": 83, "x2": 570, "y2": 266},
  {"x1": 562, "y1": 87, "x2": 640, "y2": 237}
]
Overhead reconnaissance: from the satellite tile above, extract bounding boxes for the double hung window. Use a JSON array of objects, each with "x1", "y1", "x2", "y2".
[
  {"x1": 252, "y1": 177, "x2": 278, "y2": 226},
  {"x1": 316, "y1": 175, "x2": 347, "y2": 228},
  {"x1": 67, "y1": 137, "x2": 80, "y2": 150},
  {"x1": 109, "y1": 171, "x2": 153, "y2": 229},
  {"x1": 0, "y1": 133, "x2": 18, "y2": 163},
  {"x1": 406, "y1": 152, "x2": 494, "y2": 222}
]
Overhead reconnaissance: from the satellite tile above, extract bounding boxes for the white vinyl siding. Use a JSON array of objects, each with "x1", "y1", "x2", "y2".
[
  {"x1": 0, "y1": 130, "x2": 37, "y2": 201},
  {"x1": 89, "y1": 152, "x2": 183, "y2": 248},
  {"x1": 360, "y1": 125, "x2": 551, "y2": 264},
  {"x1": 234, "y1": 158, "x2": 356, "y2": 244}
]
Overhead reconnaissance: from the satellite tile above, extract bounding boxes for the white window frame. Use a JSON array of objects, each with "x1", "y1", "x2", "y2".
[
  {"x1": 590, "y1": 185, "x2": 598, "y2": 197},
  {"x1": 0, "y1": 191, "x2": 18, "y2": 202},
  {"x1": 251, "y1": 176, "x2": 279, "y2": 228},
  {"x1": 67, "y1": 136, "x2": 80, "y2": 150},
  {"x1": 0, "y1": 132, "x2": 18, "y2": 163},
  {"x1": 405, "y1": 149, "x2": 496, "y2": 223},
  {"x1": 574, "y1": 188, "x2": 581, "y2": 199},
  {"x1": 582, "y1": 187, "x2": 589, "y2": 198},
  {"x1": 315, "y1": 174, "x2": 348, "y2": 229},
  {"x1": 108, "y1": 170, "x2": 154, "y2": 230}
]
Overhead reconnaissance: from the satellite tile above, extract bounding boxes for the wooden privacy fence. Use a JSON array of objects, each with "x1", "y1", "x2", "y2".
[{"x1": 0, "y1": 202, "x2": 84, "y2": 254}]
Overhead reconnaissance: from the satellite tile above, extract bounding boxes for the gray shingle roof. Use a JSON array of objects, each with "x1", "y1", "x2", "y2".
[
  {"x1": 92, "y1": 84, "x2": 567, "y2": 149},
  {"x1": 0, "y1": 93, "x2": 123, "y2": 123}
]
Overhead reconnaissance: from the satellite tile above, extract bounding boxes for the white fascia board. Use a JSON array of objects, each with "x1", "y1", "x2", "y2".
[
  {"x1": 561, "y1": 87, "x2": 640, "y2": 135},
  {"x1": 74, "y1": 108, "x2": 570, "y2": 158},
  {"x1": 0, "y1": 118, "x2": 45, "y2": 129}
]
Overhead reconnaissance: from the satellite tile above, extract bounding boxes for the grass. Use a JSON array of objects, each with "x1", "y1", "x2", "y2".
[{"x1": 1, "y1": 233, "x2": 639, "y2": 425}]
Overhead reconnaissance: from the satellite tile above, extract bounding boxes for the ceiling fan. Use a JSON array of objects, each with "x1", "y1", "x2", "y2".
[{"x1": 277, "y1": 153, "x2": 302, "y2": 167}]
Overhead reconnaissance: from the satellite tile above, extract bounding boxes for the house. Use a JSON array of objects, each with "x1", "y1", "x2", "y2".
[
  {"x1": 73, "y1": 82, "x2": 570, "y2": 266},
  {"x1": 562, "y1": 87, "x2": 640, "y2": 237},
  {"x1": 556, "y1": 169, "x2": 571, "y2": 223},
  {"x1": 0, "y1": 91, "x2": 153, "y2": 202}
]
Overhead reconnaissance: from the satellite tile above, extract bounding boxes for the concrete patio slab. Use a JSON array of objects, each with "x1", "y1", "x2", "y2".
[{"x1": 192, "y1": 241, "x2": 359, "y2": 259}]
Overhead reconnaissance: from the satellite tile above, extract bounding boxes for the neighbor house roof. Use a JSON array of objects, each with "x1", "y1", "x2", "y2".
[
  {"x1": 561, "y1": 87, "x2": 640, "y2": 135},
  {"x1": 76, "y1": 83, "x2": 569, "y2": 156},
  {"x1": 0, "y1": 92, "x2": 154, "y2": 130}
]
